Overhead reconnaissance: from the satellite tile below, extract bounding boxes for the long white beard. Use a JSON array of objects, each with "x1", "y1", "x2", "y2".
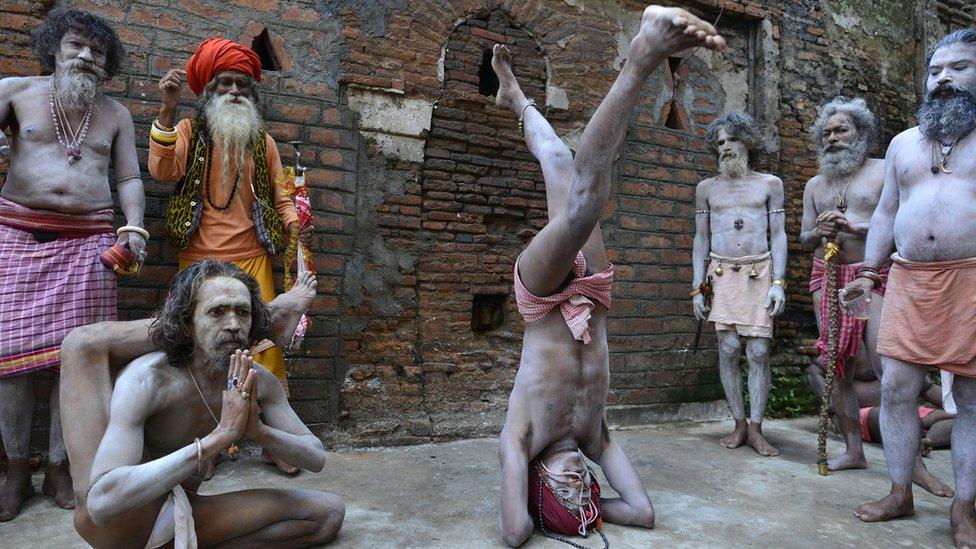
[
  {"x1": 54, "y1": 62, "x2": 103, "y2": 110},
  {"x1": 204, "y1": 94, "x2": 263, "y2": 185},
  {"x1": 719, "y1": 154, "x2": 748, "y2": 179},
  {"x1": 819, "y1": 138, "x2": 868, "y2": 180}
]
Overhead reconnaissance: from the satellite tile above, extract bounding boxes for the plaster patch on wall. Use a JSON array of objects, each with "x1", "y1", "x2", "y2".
[
  {"x1": 831, "y1": 8, "x2": 862, "y2": 30},
  {"x1": 360, "y1": 132, "x2": 427, "y2": 163},
  {"x1": 347, "y1": 87, "x2": 433, "y2": 162},
  {"x1": 547, "y1": 84, "x2": 569, "y2": 110},
  {"x1": 757, "y1": 19, "x2": 781, "y2": 155},
  {"x1": 719, "y1": 69, "x2": 749, "y2": 114}
]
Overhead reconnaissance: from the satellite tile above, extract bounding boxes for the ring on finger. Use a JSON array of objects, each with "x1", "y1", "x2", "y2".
[{"x1": 240, "y1": 391, "x2": 250, "y2": 399}]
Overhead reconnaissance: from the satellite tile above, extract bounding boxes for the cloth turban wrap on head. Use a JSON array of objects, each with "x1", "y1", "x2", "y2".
[{"x1": 185, "y1": 38, "x2": 262, "y2": 95}]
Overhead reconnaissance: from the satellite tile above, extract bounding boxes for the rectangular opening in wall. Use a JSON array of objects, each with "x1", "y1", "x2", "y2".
[{"x1": 471, "y1": 293, "x2": 506, "y2": 332}]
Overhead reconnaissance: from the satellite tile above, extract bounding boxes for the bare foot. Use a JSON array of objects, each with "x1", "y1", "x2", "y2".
[
  {"x1": 262, "y1": 448, "x2": 300, "y2": 476},
  {"x1": 629, "y1": 6, "x2": 725, "y2": 71},
  {"x1": 828, "y1": 450, "x2": 867, "y2": 471},
  {"x1": 41, "y1": 461, "x2": 74, "y2": 510},
  {"x1": 491, "y1": 44, "x2": 529, "y2": 114},
  {"x1": 719, "y1": 419, "x2": 747, "y2": 449},
  {"x1": 745, "y1": 422, "x2": 780, "y2": 456},
  {"x1": 267, "y1": 271, "x2": 317, "y2": 347},
  {"x1": 853, "y1": 488, "x2": 915, "y2": 522},
  {"x1": 951, "y1": 498, "x2": 976, "y2": 548},
  {"x1": 913, "y1": 454, "x2": 954, "y2": 497},
  {"x1": 0, "y1": 460, "x2": 35, "y2": 522}
]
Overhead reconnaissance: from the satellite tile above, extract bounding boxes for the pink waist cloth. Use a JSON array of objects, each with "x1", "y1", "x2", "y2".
[
  {"x1": 808, "y1": 258, "x2": 890, "y2": 378},
  {"x1": 514, "y1": 252, "x2": 613, "y2": 344}
]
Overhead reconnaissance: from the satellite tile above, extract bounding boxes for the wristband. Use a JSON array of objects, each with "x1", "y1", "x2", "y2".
[{"x1": 116, "y1": 225, "x2": 150, "y2": 240}]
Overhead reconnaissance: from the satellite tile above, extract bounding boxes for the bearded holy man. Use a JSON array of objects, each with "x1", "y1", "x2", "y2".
[{"x1": 148, "y1": 37, "x2": 314, "y2": 473}]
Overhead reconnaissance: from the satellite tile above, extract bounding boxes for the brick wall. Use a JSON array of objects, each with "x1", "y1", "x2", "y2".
[{"x1": 0, "y1": 0, "x2": 961, "y2": 451}]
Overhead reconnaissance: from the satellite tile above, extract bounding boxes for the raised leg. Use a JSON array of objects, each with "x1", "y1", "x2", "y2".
[
  {"x1": 854, "y1": 358, "x2": 926, "y2": 522},
  {"x1": 951, "y1": 376, "x2": 976, "y2": 548},
  {"x1": 744, "y1": 337, "x2": 780, "y2": 457},
  {"x1": 715, "y1": 330, "x2": 747, "y2": 448},
  {"x1": 42, "y1": 378, "x2": 74, "y2": 510},
  {"x1": 0, "y1": 373, "x2": 36, "y2": 522},
  {"x1": 498, "y1": 429, "x2": 533, "y2": 547},
  {"x1": 515, "y1": 6, "x2": 723, "y2": 297}
]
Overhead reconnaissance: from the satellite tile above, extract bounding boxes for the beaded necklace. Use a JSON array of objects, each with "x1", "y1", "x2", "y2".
[{"x1": 49, "y1": 76, "x2": 95, "y2": 165}]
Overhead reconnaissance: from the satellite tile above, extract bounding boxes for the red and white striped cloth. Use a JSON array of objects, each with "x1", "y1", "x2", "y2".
[
  {"x1": 808, "y1": 257, "x2": 889, "y2": 379},
  {"x1": 514, "y1": 252, "x2": 613, "y2": 344},
  {"x1": 0, "y1": 197, "x2": 117, "y2": 378}
]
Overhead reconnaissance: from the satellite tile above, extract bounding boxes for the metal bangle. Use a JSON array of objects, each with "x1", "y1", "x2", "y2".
[
  {"x1": 116, "y1": 174, "x2": 141, "y2": 184},
  {"x1": 116, "y1": 225, "x2": 150, "y2": 240},
  {"x1": 195, "y1": 437, "x2": 203, "y2": 476}
]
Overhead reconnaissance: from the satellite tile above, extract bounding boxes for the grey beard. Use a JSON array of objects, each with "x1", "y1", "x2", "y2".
[
  {"x1": 204, "y1": 94, "x2": 263, "y2": 185},
  {"x1": 917, "y1": 88, "x2": 976, "y2": 142},
  {"x1": 54, "y1": 70, "x2": 100, "y2": 110},
  {"x1": 818, "y1": 138, "x2": 868, "y2": 180},
  {"x1": 719, "y1": 154, "x2": 748, "y2": 179}
]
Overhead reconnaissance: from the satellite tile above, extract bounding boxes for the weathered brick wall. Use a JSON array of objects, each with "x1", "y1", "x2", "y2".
[{"x1": 0, "y1": 0, "x2": 966, "y2": 451}]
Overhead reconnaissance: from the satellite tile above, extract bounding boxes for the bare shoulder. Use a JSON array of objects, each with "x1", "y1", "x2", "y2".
[
  {"x1": 100, "y1": 95, "x2": 134, "y2": 125},
  {"x1": 112, "y1": 352, "x2": 178, "y2": 409},
  {"x1": 757, "y1": 172, "x2": 784, "y2": 192},
  {"x1": 805, "y1": 173, "x2": 825, "y2": 192},
  {"x1": 0, "y1": 76, "x2": 45, "y2": 98},
  {"x1": 696, "y1": 176, "x2": 717, "y2": 194},
  {"x1": 888, "y1": 127, "x2": 920, "y2": 152}
]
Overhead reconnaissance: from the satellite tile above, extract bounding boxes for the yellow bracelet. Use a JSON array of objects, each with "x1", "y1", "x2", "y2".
[
  {"x1": 150, "y1": 127, "x2": 178, "y2": 144},
  {"x1": 772, "y1": 279, "x2": 787, "y2": 290}
]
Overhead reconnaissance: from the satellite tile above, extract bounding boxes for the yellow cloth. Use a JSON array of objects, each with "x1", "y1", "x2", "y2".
[
  {"x1": 149, "y1": 119, "x2": 299, "y2": 262},
  {"x1": 179, "y1": 254, "x2": 287, "y2": 388}
]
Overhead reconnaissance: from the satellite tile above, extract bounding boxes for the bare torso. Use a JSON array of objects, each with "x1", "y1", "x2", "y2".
[
  {"x1": 701, "y1": 171, "x2": 779, "y2": 257},
  {"x1": 804, "y1": 159, "x2": 884, "y2": 264},
  {"x1": 1, "y1": 76, "x2": 127, "y2": 213},
  {"x1": 891, "y1": 128, "x2": 976, "y2": 260},
  {"x1": 507, "y1": 294, "x2": 610, "y2": 457}
]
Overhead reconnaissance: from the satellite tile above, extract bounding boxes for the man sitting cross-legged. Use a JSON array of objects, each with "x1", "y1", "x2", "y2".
[
  {"x1": 59, "y1": 262, "x2": 342, "y2": 548},
  {"x1": 493, "y1": 6, "x2": 724, "y2": 547}
]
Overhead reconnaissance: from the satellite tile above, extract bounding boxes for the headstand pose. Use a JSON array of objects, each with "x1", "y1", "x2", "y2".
[{"x1": 494, "y1": 6, "x2": 724, "y2": 547}]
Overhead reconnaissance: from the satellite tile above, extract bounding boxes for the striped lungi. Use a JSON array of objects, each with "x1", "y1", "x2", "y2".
[{"x1": 0, "y1": 196, "x2": 118, "y2": 377}]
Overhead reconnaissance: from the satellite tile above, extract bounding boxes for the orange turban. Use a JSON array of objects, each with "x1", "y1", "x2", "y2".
[{"x1": 185, "y1": 38, "x2": 262, "y2": 95}]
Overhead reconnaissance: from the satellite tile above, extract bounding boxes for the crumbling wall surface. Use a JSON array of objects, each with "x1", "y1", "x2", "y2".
[{"x1": 0, "y1": 0, "x2": 946, "y2": 450}]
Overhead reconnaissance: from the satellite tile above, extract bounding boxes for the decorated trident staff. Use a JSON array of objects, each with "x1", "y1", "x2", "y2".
[
  {"x1": 280, "y1": 142, "x2": 314, "y2": 349},
  {"x1": 816, "y1": 238, "x2": 842, "y2": 475}
]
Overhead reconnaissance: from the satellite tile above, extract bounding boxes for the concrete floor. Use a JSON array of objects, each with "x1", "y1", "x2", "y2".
[{"x1": 1, "y1": 417, "x2": 957, "y2": 548}]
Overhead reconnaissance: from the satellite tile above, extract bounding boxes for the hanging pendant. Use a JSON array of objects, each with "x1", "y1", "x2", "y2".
[
  {"x1": 931, "y1": 166, "x2": 940, "y2": 174},
  {"x1": 715, "y1": 265, "x2": 724, "y2": 276},
  {"x1": 748, "y1": 266, "x2": 759, "y2": 278},
  {"x1": 731, "y1": 264, "x2": 741, "y2": 272},
  {"x1": 837, "y1": 199, "x2": 847, "y2": 213},
  {"x1": 67, "y1": 148, "x2": 82, "y2": 164},
  {"x1": 940, "y1": 163, "x2": 953, "y2": 174},
  {"x1": 734, "y1": 218, "x2": 744, "y2": 230}
]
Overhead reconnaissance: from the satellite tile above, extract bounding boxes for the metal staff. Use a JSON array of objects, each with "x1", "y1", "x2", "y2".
[{"x1": 816, "y1": 240, "x2": 842, "y2": 475}]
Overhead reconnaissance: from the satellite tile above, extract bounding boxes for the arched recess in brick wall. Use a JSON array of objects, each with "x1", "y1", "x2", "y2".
[
  {"x1": 603, "y1": 12, "x2": 763, "y2": 408},
  {"x1": 417, "y1": 9, "x2": 548, "y2": 434}
]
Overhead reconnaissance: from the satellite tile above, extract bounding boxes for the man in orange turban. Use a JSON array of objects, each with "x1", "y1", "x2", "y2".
[{"x1": 149, "y1": 37, "x2": 313, "y2": 474}]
